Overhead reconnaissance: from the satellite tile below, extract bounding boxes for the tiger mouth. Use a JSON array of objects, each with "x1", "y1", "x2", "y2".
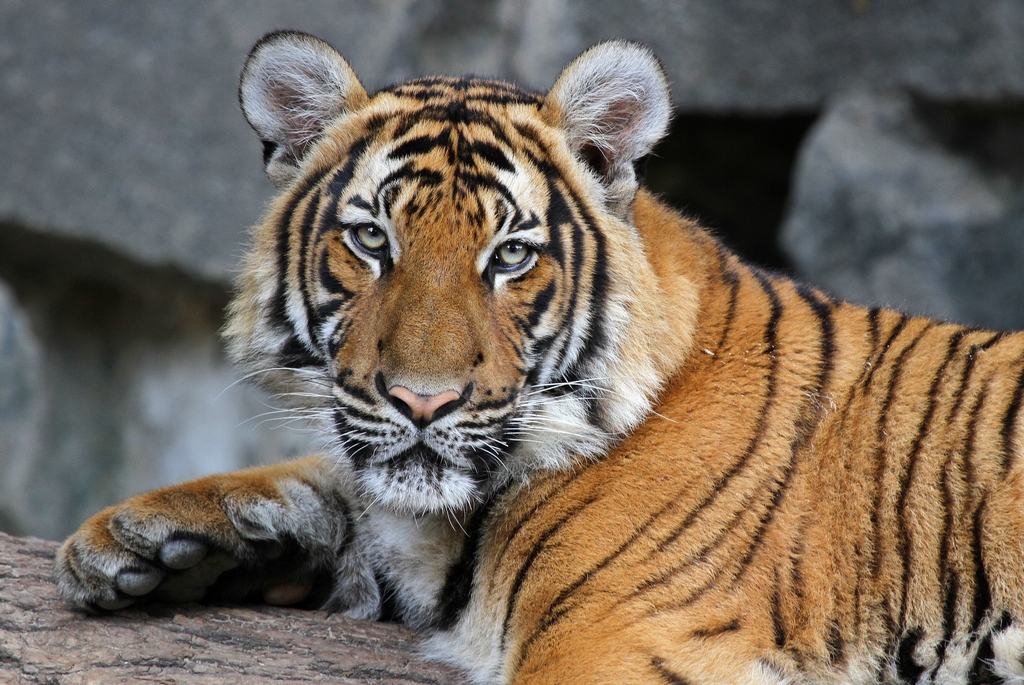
[
  {"x1": 389, "y1": 443, "x2": 446, "y2": 468},
  {"x1": 378, "y1": 441, "x2": 500, "y2": 487}
]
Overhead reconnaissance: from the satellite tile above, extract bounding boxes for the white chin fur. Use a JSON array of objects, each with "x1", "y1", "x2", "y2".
[{"x1": 354, "y1": 462, "x2": 484, "y2": 515}]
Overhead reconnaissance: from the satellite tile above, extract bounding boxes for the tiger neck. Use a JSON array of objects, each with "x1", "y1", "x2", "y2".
[{"x1": 626, "y1": 190, "x2": 717, "y2": 384}]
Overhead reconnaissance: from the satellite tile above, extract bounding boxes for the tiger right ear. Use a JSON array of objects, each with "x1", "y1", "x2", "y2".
[
  {"x1": 239, "y1": 31, "x2": 368, "y2": 189},
  {"x1": 543, "y1": 41, "x2": 672, "y2": 218}
]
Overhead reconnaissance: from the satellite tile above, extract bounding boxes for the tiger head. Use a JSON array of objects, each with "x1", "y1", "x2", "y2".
[{"x1": 226, "y1": 31, "x2": 695, "y2": 515}]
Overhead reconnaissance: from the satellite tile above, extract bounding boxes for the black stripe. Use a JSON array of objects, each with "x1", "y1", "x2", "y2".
[
  {"x1": 277, "y1": 335, "x2": 321, "y2": 369},
  {"x1": 270, "y1": 167, "x2": 333, "y2": 332},
  {"x1": 465, "y1": 139, "x2": 515, "y2": 172},
  {"x1": 867, "y1": 307, "x2": 881, "y2": 350},
  {"x1": 298, "y1": 137, "x2": 376, "y2": 347},
  {"x1": 656, "y1": 270, "x2": 783, "y2": 552},
  {"x1": 896, "y1": 627, "x2": 925, "y2": 683},
  {"x1": 473, "y1": 394, "x2": 518, "y2": 413},
  {"x1": 969, "y1": 499, "x2": 991, "y2": 636},
  {"x1": 335, "y1": 403, "x2": 389, "y2": 430},
  {"x1": 978, "y1": 332, "x2": 1006, "y2": 351},
  {"x1": 489, "y1": 474, "x2": 578, "y2": 571},
  {"x1": 386, "y1": 77, "x2": 541, "y2": 106},
  {"x1": 935, "y1": 572, "x2": 958, "y2": 669},
  {"x1": 826, "y1": 620, "x2": 845, "y2": 665},
  {"x1": 387, "y1": 131, "x2": 450, "y2": 161},
  {"x1": 863, "y1": 314, "x2": 910, "y2": 390},
  {"x1": 746, "y1": 285, "x2": 835, "y2": 608},
  {"x1": 317, "y1": 248, "x2": 355, "y2": 300},
  {"x1": 970, "y1": 612, "x2": 1010, "y2": 682},
  {"x1": 434, "y1": 489, "x2": 505, "y2": 630},
  {"x1": 999, "y1": 362, "x2": 1024, "y2": 476},
  {"x1": 337, "y1": 378, "x2": 376, "y2": 406},
  {"x1": 869, "y1": 321, "x2": 932, "y2": 580},
  {"x1": 961, "y1": 370, "x2": 994, "y2": 639},
  {"x1": 692, "y1": 620, "x2": 741, "y2": 639},
  {"x1": 712, "y1": 247, "x2": 742, "y2": 353},
  {"x1": 797, "y1": 284, "x2": 836, "y2": 384},
  {"x1": 897, "y1": 328, "x2": 965, "y2": 625},
  {"x1": 772, "y1": 571, "x2": 787, "y2": 649},
  {"x1": 525, "y1": 280, "x2": 557, "y2": 330},
  {"x1": 564, "y1": 188, "x2": 609, "y2": 428},
  {"x1": 502, "y1": 496, "x2": 600, "y2": 666},
  {"x1": 297, "y1": 187, "x2": 327, "y2": 347},
  {"x1": 936, "y1": 332, "x2": 999, "y2": 659},
  {"x1": 523, "y1": 493, "x2": 685, "y2": 652},
  {"x1": 651, "y1": 657, "x2": 693, "y2": 685}
]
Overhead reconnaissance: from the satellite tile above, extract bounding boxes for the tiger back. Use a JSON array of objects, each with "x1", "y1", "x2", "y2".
[{"x1": 55, "y1": 31, "x2": 1024, "y2": 685}]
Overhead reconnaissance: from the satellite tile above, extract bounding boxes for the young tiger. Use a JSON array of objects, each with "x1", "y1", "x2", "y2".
[{"x1": 55, "y1": 31, "x2": 1024, "y2": 684}]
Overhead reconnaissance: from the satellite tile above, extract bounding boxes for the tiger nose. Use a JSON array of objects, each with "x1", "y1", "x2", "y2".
[{"x1": 386, "y1": 385, "x2": 466, "y2": 428}]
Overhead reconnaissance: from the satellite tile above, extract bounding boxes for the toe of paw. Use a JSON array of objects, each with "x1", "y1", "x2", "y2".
[
  {"x1": 116, "y1": 568, "x2": 166, "y2": 596},
  {"x1": 159, "y1": 538, "x2": 208, "y2": 570},
  {"x1": 95, "y1": 596, "x2": 136, "y2": 611}
]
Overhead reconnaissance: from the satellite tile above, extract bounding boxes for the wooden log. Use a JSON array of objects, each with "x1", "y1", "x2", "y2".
[{"x1": 0, "y1": 531, "x2": 468, "y2": 684}]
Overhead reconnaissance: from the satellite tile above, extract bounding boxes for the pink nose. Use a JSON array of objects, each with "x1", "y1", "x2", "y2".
[{"x1": 387, "y1": 385, "x2": 463, "y2": 426}]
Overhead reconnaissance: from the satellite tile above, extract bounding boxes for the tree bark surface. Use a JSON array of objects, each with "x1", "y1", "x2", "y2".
[{"x1": 0, "y1": 531, "x2": 468, "y2": 684}]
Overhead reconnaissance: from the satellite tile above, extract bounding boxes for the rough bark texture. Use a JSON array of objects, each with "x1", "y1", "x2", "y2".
[{"x1": 0, "y1": 532, "x2": 468, "y2": 684}]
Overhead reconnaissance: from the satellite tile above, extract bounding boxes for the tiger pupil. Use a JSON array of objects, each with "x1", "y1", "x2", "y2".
[{"x1": 355, "y1": 225, "x2": 387, "y2": 251}]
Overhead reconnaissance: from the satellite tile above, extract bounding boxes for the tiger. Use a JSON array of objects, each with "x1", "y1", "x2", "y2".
[{"x1": 53, "y1": 30, "x2": 1024, "y2": 684}]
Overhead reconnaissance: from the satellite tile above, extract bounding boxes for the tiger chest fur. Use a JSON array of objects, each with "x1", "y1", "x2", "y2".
[{"x1": 56, "y1": 31, "x2": 1024, "y2": 685}]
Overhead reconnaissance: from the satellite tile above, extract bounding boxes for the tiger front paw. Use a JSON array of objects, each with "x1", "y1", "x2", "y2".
[{"x1": 54, "y1": 461, "x2": 379, "y2": 615}]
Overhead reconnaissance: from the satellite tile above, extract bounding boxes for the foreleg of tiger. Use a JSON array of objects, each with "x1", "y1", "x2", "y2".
[{"x1": 54, "y1": 455, "x2": 379, "y2": 617}]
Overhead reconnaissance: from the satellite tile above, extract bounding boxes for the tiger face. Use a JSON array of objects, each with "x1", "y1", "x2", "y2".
[{"x1": 226, "y1": 32, "x2": 685, "y2": 515}]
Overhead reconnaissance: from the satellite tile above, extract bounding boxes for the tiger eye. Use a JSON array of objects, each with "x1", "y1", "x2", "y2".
[
  {"x1": 353, "y1": 224, "x2": 387, "y2": 252},
  {"x1": 496, "y1": 241, "x2": 530, "y2": 267}
]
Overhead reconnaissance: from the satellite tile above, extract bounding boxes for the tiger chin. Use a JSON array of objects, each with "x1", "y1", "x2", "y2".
[{"x1": 55, "y1": 30, "x2": 1024, "y2": 685}]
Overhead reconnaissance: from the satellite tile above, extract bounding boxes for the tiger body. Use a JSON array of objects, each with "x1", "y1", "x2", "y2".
[{"x1": 54, "y1": 33, "x2": 1024, "y2": 684}]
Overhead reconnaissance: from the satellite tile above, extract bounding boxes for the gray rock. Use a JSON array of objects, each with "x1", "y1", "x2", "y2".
[
  {"x1": 0, "y1": 279, "x2": 43, "y2": 536},
  {"x1": 0, "y1": 232, "x2": 319, "y2": 540},
  {"x1": 5, "y1": 1, "x2": 1024, "y2": 282},
  {"x1": 4, "y1": 0, "x2": 1024, "y2": 539},
  {"x1": 781, "y1": 89, "x2": 1024, "y2": 331}
]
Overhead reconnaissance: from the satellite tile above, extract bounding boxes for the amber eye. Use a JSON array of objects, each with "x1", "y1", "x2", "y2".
[
  {"x1": 352, "y1": 224, "x2": 388, "y2": 253},
  {"x1": 493, "y1": 240, "x2": 531, "y2": 269}
]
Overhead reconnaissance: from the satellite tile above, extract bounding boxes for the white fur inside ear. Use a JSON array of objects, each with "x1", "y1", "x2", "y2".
[
  {"x1": 547, "y1": 40, "x2": 672, "y2": 176},
  {"x1": 240, "y1": 32, "x2": 366, "y2": 160}
]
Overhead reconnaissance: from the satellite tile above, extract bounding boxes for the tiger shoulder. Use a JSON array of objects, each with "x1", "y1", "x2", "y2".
[{"x1": 55, "y1": 31, "x2": 1024, "y2": 685}]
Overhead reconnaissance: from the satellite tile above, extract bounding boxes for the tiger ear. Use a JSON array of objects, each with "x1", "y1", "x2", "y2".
[
  {"x1": 239, "y1": 31, "x2": 368, "y2": 189},
  {"x1": 543, "y1": 41, "x2": 672, "y2": 217}
]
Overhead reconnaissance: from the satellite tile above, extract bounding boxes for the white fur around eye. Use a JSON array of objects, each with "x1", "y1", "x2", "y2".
[
  {"x1": 477, "y1": 228, "x2": 545, "y2": 289},
  {"x1": 336, "y1": 205, "x2": 400, "y2": 277}
]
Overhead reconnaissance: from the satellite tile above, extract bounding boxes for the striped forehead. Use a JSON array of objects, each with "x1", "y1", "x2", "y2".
[
  {"x1": 337, "y1": 77, "x2": 548, "y2": 232},
  {"x1": 382, "y1": 75, "x2": 544, "y2": 110},
  {"x1": 376, "y1": 76, "x2": 543, "y2": 182}
]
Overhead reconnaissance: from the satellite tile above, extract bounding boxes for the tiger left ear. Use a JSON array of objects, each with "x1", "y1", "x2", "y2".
[
  {"x1": 543, "y1": 41, "x2": 672, "y2": 217},
  {"x1": 239, "y1": 31, "x2": 369, "y2": 190}
]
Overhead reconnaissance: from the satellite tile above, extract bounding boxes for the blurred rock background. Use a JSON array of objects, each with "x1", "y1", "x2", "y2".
[{"x1": 1, "y1": 0, "x2": 1022, "y2": 539}]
